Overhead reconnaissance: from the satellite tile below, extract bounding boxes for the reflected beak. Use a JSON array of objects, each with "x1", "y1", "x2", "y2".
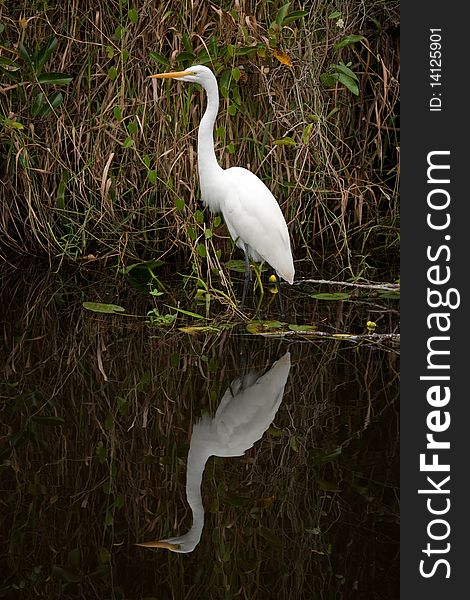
[
  {"x1": 135, "y1": 540, "x2": 180, "y2": 551},
  {"x1": 149, "y1": 70, "x2": 192, "y2": 80}
]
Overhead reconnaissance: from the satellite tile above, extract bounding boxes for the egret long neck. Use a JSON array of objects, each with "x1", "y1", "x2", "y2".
[
  {"x1": 184, "y1": 441, "x2": 210, "y2": 543},
  {"x1": 197, "y1": 76, "x2": 223, "y2": 182}
]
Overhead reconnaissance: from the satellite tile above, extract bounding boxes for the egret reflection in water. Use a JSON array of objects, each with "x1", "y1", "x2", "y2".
[{"x1": 137, "y1": 351, "x2": 291, "y2": 554}]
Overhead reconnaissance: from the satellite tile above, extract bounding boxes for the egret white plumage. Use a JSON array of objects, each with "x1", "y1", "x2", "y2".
[
  {"x1": 136, "y1": 351, "x2": 291, "y2": 553},
  {"x1": 150, "y1": 65, "x2": 294, "y2": 310}
]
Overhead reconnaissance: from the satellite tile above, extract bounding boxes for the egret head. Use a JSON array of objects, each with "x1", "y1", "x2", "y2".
[
  {"x1": 149, "y1": 64, "x2": 214, "y2": 85},
  {"x1": 136, "y1": 532, "x2": 199, "y2": 554}
]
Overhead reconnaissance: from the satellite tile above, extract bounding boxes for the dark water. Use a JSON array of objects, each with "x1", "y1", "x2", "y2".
[{"x1": 1, "y1": 266, "x2": 399, "y2": 599}]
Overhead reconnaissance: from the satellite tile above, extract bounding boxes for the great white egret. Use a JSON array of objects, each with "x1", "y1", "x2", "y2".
[
  {"x1": 150, "y1": 65, "x2": 295, "y2": 310},
  {"x1": 137, "y1": 351, "x2": 291, "y2": 553}
]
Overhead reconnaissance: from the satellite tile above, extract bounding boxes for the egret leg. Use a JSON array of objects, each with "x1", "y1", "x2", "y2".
[
  {"x1": 272, "y1": 271, "x2": 285, "y2": 320},
  {"x1": 240, "y1": 248, "x2": 251, "y2": 310}
]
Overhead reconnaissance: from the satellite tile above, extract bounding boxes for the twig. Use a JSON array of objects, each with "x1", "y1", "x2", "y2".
[{"x1": 292, "y1": 278, "x2": 400, "y2": 292}]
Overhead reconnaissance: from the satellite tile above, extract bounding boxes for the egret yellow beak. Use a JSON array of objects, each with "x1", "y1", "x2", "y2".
[
  {"x1": 135, "y1": 540, "x2": 181, "y2": 551},
  {"x1": 149, "y1": 70, "x2": 192, "y2": 80}
]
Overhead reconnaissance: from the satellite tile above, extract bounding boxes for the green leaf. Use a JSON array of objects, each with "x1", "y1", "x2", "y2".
[
  {"x1": 235, "y1": 45, "x2": 261, "y2": 57},
  {"x1": 231, "y1": 67, "x2": 241, "y2": 81},
  {"x1": 246, "y1": 320, "x2": 285, "y2": 335},
  {"x1": 282, "y1": 10, "x2": 309, "y2": 25},
  {"x1": 275, "y1": 2, "x2": 291, "y2": 25},
  {"x1": 114, "y1": 25, "x2": 125, "y2": 41},
  {"x1": 82, "y1": 302, "x2": 126, "y2": 314},
  {"x1": 164, "y1": 305, "x2": 205, "y2": 320},
  {"x1": 194, "y1": 209, "x2": 204, "y2": 223},
  {"x1": 204, "y1": 228, "x2": 212, "y2": 239},
  {"x1": 337, "y1": 72, "x2": 359, "y2": 95},
  {"x1": 188, "y1": 227, "x2": 197, "y2": 241},
  {"x1": 320, "y1": 73, "x2": 338, "y2": 88},
  {"x1": 213, "y1": 216, "x2": 221, "y2": 227},
  {"x1": 37, "y1": 72, "x2": 73, "y2": 85},
  {"x1": 175, "y1": 197, "x2": 185, "y2": 211},
  {"x1": 113, "y1": 106, "x2": 122, "y2": 120},
  {"x1": 18, "y1": 41, "x2": 33, "y2": 67},
  {"x1": 149, "y1": 51, "x2": 169, "y2": 66},
  {"x1": 147, "y1": 170, "x2": 157, "y2": 184},
  {"x1": 127, "y1": 120, "x2": 138, "y2": 134},
  {"x1": 108, "y1": 66, "x2": 118, "y2": 81},
  {"x1": 175, "y1": 51, "x2": 195, "y2": 64},
  {"x1": 36, "y1": 37, "x2": 58, "y2": 72},
  {"x1": 123, "y1": 137, "x2": 134, "y2": 148},
  {"x1": 273, "y1": 136, "x2": 296, "y2": 146},
  {"x1": 36, "y1": 92, "x2": 64, "y2": 117},
  {"x1": 302, "y1": 123, "x2": 313, "y2": 144},
  {"x1": 328, "y1": 11, "x2": 342, "y2": 19},
  {"x1": 225, "y1": 259, "x2": 249, "y2": 273},
  {"x1": 128, "y1": 8, "x2": 139, "y2": 23},
  {"x1": 197, "y1": 243, "x2": 207, "y2": 258},
  {"x1": 333, "y1": 34, "x2": 365, "y2": 51},
  {"x1": 31, "y1": 92, "x2": 46, "y2": 117},
  {"x1": 310, "y1": 292, "x2": 350, "y2": 300},
  {"x1": 332, "y1": 63, "x2": 359, "y2": 82},
  {"x1": 219, "y1": 69, "x2": 231, "y2": 98},
  {"x1": 288, "y1": 324, "x2": 317, "y2": 333},
  {"x1": 96, "y1": 441, "x2": 107, "y2": 463}
]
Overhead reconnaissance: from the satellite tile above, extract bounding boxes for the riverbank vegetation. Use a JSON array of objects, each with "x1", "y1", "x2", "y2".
[{"x1": 1, "y1": 1, "x2": 399, "y2": 286}]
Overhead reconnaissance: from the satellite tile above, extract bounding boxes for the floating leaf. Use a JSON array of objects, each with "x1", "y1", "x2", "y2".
[
  {"x1": 82, "y1": 302, "x2": 125, "y2": 314},
  {"x1": 310, "y1": 292, "x2": 350, "y2": 300},
  {"x1": 246, "y1": 320, "x2": 285, "y2": 335},
  {"x1": 288, "y1": 324, "x2": 317, "y2": 333},
  {"x1": 379, "y1": 290, "x2": 400, "y2": 299},
  {"x1": 179, "y1": 325, "x2": 221, "y2": 334}
]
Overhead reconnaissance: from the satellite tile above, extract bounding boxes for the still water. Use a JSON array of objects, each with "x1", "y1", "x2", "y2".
[{"x1": 1, "y1": 266, "x2": 399, "y2": 599}]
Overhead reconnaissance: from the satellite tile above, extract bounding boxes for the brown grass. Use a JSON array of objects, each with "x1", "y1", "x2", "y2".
[{"x1": 1, "y1": 1, "x2": 399, "y2": 283}]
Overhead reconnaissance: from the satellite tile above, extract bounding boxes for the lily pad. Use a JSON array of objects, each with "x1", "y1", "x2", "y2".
[
  {"x1": 288, "y1": 324, "x2": 317, "y2": 333},
  {"x1": 310, "y1": 292, "x2": 351, "y2": 300},
  {"x1": 246, "y1": 320, "x2": 285, "y2": 335},
  {"x1": 378, "y1": 290, "x2": 400, "y2": 299},
  {"x1": 82, "y1": 302, "x2": 125, "y2": 314}
]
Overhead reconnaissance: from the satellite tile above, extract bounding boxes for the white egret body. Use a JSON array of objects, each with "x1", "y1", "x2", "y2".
[
  {"x1": 151, "y1": 65, "x2": 294, "y2": 306},
  {"x1": 137, "y1": 351, "x2": 291, "y2": 553}
]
